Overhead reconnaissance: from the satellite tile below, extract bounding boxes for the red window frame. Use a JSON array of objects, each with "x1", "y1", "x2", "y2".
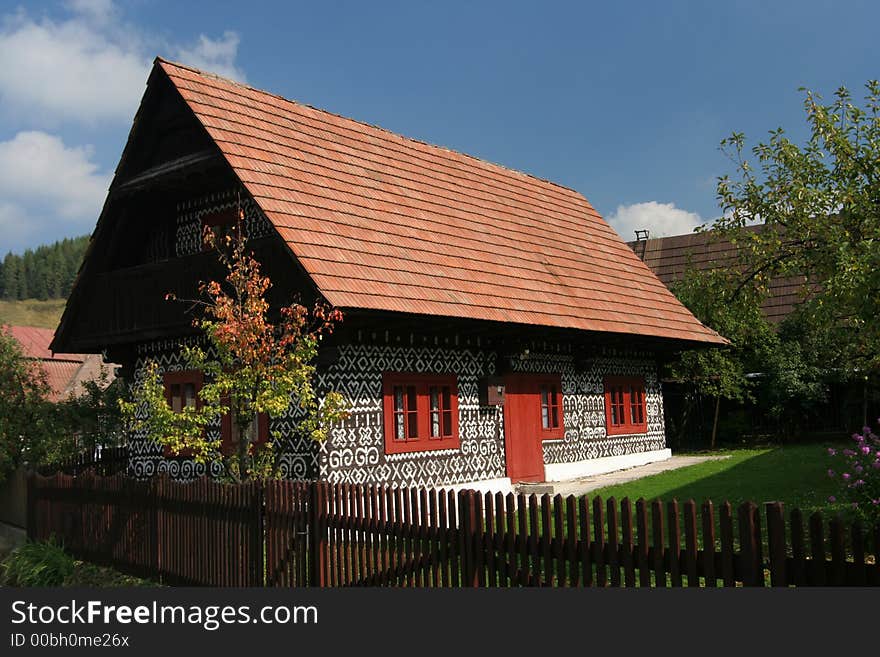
[
  {"x1": 537, "y1": 375, "x2": 564, "y2": 440},
  {"x1": 162, "y1": 370, "x2": 204, "y2": 457},
  {"x1": 604, "y1": 376, "x2": 648, "y2": 435},
  {"x1": 220, "y1": 408, "x2": 269, "y2": 457},
  {"x1": 382, "y1": 373, "x2": 460, "y2": 454}
]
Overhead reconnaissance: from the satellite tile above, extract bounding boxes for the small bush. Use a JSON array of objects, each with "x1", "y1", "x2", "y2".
[
  {"x1": 826, "y1": 422, "x2": 880, "y2": 525},
  {"x1": 1, "y1": 538, "x2": 75, "y2": 587}
]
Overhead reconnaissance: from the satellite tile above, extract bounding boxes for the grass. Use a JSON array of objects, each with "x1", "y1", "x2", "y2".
[
  {"x1": 587, "y1": 443, "x2": 844, "y2": 516},
  {"x1": 0, "y1": 299, "x2": 66, "y2": 329},
  {"x1": 1, "y1": 539, "x2": 157, "y2": 587}
]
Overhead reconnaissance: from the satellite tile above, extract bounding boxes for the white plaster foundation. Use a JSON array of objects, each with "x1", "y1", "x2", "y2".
[{"x1": 543, "y1": 448, "x2": 672, "y2": 482}]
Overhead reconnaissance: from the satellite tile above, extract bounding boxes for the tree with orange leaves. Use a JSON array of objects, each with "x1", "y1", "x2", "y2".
[{"x1": 123, "y1": 211, "x2": 348, "y2": 481}]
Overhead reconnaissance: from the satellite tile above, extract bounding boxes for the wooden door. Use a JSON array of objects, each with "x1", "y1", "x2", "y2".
[{"x1": 503, "y1": 374, "x2": 546, "y2": 483}]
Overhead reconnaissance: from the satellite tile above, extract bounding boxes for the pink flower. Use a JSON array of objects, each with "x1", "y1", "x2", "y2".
[
  {"x1": 828, "y1": 448, "x2": 837, "y2": 456},
  {"x1": 854, "y1": 465, "x2": 864, "y2": 474},
  {"x1": 842, "y1": 473, "x2": 851, "y2": 481},
  {"x1": 827, "y1": 469, "x2": 835, "y2": 477},
  {"x1": 861, "y1": 446, "x2": 871, "y2": 456},
  {"x1": 828, "y1": 496, "x2": 837, "y2": 503}
]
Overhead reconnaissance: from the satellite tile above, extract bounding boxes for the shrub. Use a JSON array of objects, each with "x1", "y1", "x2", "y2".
[
  {"x1": 0, "y1": 537, "x2": 75, "y2": 587},
  {"x1": 826, "y1": 422, "x2": 880, "y2": 525}
]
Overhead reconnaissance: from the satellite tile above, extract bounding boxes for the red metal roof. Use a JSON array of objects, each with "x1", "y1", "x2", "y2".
[{"x1": 158, "y1": 59, "x2": 725, "y2": 345}]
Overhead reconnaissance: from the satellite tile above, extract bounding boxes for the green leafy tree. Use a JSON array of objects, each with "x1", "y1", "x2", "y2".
[
  {"x1": 668, "y1": 265, "x2": 779, "y2": 447},
  {"x1": 55, "y1": 372, "x2": 128, "y2": 453},
  {"x1": 0, "y1": 331, "x2": 69, "y2": 482},
  {"x1": 123, "y1": 215, "x2": 349, "y2": 482},
  {"x1": 715, "y1": 80, "x2": 880, "y2": 374}
]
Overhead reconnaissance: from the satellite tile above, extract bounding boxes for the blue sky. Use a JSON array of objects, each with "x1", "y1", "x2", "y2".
[{"x1": 0, "y1": 0, "x2": 877, "y2": 252}]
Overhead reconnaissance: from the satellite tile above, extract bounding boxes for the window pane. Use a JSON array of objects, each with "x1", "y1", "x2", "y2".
[
  {"x1": 394, "y1": 386, "x2": 404, "y2": 413},
  {"x1": 395, "y1": 413, "x2": 405, "y2": 440},
  {"x1": 184, "y1": 383, "x2": 196, "y2": 408},
  {"x1": 170, "y1": 384, "x2": 181, "y2": 412},
  {"x1": 540, "y1": 386, "x2": 550, "y2": 429},
  {"x1": 551, "y1": 401, "x2": 559, "y2": 429},
  {"x1": 407, "y1": 386, "x2": 417, "y2": 412},
  {"x1": 442, "y1": 410, "x2": 452, "y2": 437},
  {"x1": 430, "y1": 386, "x2": 440, "y2": 437},
  {"x1": 408, "y1": 411, "x2": 419, "y2": 439}
]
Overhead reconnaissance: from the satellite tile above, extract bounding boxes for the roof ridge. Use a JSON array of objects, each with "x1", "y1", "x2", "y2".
[{"x1": 154, "y1": 56, "x2": 586, "y2": 199}]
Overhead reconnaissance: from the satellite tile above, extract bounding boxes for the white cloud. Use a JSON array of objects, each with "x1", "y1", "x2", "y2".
[
  {"x1": 64, "y1": 0, "x2": 118, "y2": 25},
  {"x1": 0, "y1": 1, "x2": 244, "y2": 125},
  {"x1": 175, "y1": 31, "x2": 245, "y2": 82},
  {"x1": 0, "y1": 6, "x2": 148, "y2": 125},
  {"x1": 606, "y1": 201, "x2": 705, "y2": 241},
  {"x1": 0, "y1": 131, "x2": 110, "y2": 250}
]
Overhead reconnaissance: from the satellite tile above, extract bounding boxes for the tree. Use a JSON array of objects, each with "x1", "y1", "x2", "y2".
[
  {"x1": 0, "y1": 331, "x2": 70, "y2": 482},
  {"x1": 715, "y1": 80, "x2": 880, "y2": 374},
  {"x1": 123, "y1": 213, "x2": 349, "y2": 482},
  {"x1": 667, "y1": 264, "x2": 779, "y2": 447}
]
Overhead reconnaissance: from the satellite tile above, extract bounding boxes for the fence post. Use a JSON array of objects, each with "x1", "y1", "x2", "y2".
[
  {"x1": 766, "y1": 502, "x2": 787, "y2": 587},
  {"x1": 738, "y1": 502, "x2": 761, "y2": 586},
  {"x1": 253, "y1": 482, "x2": 265, "y2": 587},
  {"x1": 309, "y1": 481, "x2": 327, "y2": 587},
  {"x1": 458, "y1": 490, "x2": 476, "y2": 587},
  {"x1": 25, "y1": 471, "x2": 35, "y2": 540}
]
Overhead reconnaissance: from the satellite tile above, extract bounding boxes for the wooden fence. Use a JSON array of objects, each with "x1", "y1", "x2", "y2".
[
  {"x1": 36, "y1": 446, "x2": 130, "y2": 477},
  {"x1": 27, "y1": 473, "x2": 880, "y2": 587}
]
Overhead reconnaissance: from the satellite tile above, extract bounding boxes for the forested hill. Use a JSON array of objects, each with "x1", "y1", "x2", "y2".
[{"x1": 1, "y1": 235, "x2": 89, "y2": 300}]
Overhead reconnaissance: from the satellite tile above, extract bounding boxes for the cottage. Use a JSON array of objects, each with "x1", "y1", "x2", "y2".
[{"x1": 52, "y1": 58, "x2": 724, "y2": 490}]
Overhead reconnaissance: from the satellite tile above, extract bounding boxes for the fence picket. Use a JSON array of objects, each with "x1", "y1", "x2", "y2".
[
  {"x1": 636, "y1": 498, "x2": 650, "y2": 587},
  {"x1": 607, "y1": 497, "x2": 620, "y2": 587}
]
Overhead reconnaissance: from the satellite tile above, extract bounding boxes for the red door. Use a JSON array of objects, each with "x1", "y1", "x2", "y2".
[{"x1": 503, "y1": 374, "x2": 546, "y2": 483}]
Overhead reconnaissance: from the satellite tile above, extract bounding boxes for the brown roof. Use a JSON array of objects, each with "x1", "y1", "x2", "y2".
[
  {"x1": 628, "y1": 228, "x2": 807, "y2": 324},
  {"x1": 149, "y1": 59, "x2": 724, "y2": 345},
  {"x1": 3, "y1": 325, "x2": 114, "y2": 401}
]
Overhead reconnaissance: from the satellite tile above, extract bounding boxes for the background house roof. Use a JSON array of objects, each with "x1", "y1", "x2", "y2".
[
  {"x1": 628, "y1": 227, "x2": 807, "y2": 325},
  {"x1": 4, "y1": 325, "x2": 114, "y2": 401},
  {"x1": 152, "y1": 59, "x2": 725, "y2": 345}
]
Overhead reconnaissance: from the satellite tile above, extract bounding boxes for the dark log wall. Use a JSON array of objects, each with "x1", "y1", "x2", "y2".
[{"x1": 128, "y1": 332, "x2": 665, "y2": 487}]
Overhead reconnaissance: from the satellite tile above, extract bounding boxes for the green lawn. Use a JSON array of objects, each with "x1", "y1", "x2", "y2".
[{"x1": 588, "y1": 443, "x2": 844, "y2": 517}]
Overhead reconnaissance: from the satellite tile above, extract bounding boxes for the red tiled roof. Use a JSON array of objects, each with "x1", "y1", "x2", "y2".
[
  {"x1": 628, "y1": 228, "x2": 808, "y2": 324},
  {"x1": 3, "y1": 325, "x2": 87, "y2": 362},
  {"x1": 157, "y1": 59, "x2": 725, "y2": 345},
  {"x1": 3, "y1": 325, "x2": 114, "y2": 401}
]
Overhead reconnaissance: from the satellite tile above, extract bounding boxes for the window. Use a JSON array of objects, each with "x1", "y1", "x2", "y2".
[
  {"x1": 537, "y1": 376, "x2": 564, "y2": 439},
  {"x1": 382, "y1": 373, "x2": 459, "y2": 454},
  {"x1": 200, "y1": 208, "x2": 240, "y2": 250},
  {"x1": 162, "y1": 370, "x2": 204, "y2": 457},
  {"x1": 604, "y1": 376, "x2": 648, "y2": 435},
  {"x1": 221, "y1": 409, "x2": 269, "y2": 456}
]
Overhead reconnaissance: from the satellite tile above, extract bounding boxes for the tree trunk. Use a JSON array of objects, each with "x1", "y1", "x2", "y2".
[{"x1": 710, "y1": 395, "x2": 721, "y2": 450}]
